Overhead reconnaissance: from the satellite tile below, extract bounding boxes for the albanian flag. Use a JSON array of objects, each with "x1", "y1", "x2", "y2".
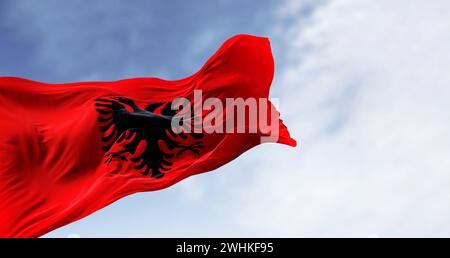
[{"x1": 0, "y1": 34, "x2": 296, "y2": 237}]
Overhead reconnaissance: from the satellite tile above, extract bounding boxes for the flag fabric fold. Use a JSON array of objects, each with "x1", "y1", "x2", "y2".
[{"x1": 0, "y1": 34, "x2": 296, "y2": 237}]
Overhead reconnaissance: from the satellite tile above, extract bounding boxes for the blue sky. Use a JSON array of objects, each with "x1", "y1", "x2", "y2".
[
  {"x1": 0, "y1": 0, "x2": 280, "y2": 82},
  {"x1": 2, "y1": 0, "x2": 450, "y2": 237}
]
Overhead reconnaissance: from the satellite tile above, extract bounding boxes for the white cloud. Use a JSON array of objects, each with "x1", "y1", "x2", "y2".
[
  {"x1": 177, "y1": 177, "x2": 208, "y2": 204},
  {"x1": 230, "y1": 0, "x2": 450, "y2": 236}
]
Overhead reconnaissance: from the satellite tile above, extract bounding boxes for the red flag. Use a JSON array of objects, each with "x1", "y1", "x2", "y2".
[{"x1": 0, "y1": 34, "x2": 296, "y2": 237}]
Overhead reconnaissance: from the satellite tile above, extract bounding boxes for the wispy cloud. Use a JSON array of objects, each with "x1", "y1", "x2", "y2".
[{"x1": 232, "y1": 0, "x2": 450, "y2": 237}]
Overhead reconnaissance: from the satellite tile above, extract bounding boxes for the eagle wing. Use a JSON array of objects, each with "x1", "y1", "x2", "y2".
[{"x1": 94, "y1": 97, "x2": 203, "y2": 178}]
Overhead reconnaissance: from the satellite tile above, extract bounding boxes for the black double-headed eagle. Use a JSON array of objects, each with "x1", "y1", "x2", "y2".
[{"x1": 94, "y1": 97, "x2": 203, "y2": 178}]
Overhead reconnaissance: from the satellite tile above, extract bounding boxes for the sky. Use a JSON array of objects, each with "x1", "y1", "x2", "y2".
[{"x1": 1, "y1": 0, "x2": 450, "y2": 237}]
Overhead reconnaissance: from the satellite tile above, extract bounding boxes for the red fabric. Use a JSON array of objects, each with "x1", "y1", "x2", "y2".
[{"x1": 0, "y1": 34, "x2": 296, "y2": 238}]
